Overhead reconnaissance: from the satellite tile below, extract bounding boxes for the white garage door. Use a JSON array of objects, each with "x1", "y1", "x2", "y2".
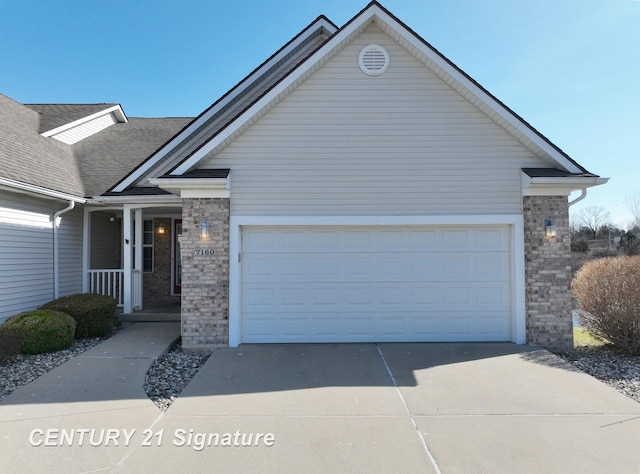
[{"x1": 241, "y1": 226, "x2": 511, "y2": 343}]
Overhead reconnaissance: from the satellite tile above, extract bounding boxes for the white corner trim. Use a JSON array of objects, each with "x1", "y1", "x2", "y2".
[
  {"x1": 227, "y1": 214, "x2": 526, "y2": 347},
  {"x1": 41, "y1": 105, "x2": 127, "y2": 138}
]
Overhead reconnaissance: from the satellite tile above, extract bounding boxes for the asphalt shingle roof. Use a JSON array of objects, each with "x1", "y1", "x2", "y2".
[
  {"x1": 72, "y1": 117, "x2": 192, "y2": 196},
  {"x1": 0, "y1": 94, "x2": 84, "y2": 196},
  {"x1": 1, "y1": 94, "x2": 192, "y2": 198}
]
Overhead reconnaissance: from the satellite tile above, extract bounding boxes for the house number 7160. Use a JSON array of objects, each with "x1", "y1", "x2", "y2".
[{"x1": 194, "y1": 249, "x2": 215, "y2": 256}]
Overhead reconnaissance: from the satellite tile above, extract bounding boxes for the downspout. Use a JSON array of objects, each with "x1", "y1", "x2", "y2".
[
  {"x1": 568, "y1": 189, "x2": 587, "y2": 207},
  {"x1": 53, "y1": 200, "x2": 76, "y2": 299}
]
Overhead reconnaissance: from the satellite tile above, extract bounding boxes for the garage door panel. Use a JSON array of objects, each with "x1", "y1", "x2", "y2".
[
  {"x1": 243, "y1": 281, "x2": 509, "y2": 313},
  {"x1": 245, "y1": 253, "x2": 508, "y2": 283},
  {"x1": 242, "y1": 311, "x2": 511, "y2": 343},
  {"x1": 241, "y1": 226, "x2": 512, "y2": 343}
]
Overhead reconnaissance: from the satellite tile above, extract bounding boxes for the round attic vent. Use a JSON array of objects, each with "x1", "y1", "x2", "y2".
[{"x1": 358, "y1": 44, "x2": 390, "y2": 76}]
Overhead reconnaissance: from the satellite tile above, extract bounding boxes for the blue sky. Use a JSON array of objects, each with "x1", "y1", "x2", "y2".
[{"x1": 2, "y1": 0, "x2": 638, "y2": 227}]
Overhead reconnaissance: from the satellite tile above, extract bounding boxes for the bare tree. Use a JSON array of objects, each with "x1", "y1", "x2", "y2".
[
  {"x1": 573, "y1": 205, "x2": 610, "y2": 238},
  {"x1": 626, "y1": 192, "x2": 640, "y2": 230}
]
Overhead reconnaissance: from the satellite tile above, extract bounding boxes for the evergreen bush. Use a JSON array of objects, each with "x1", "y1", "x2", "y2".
[
  {"x1": 0, "y1": 310, "x2": 76, "y2": 355},
  {"x1": 41, "y1": 293, "x2": 116, "y2": 338}
]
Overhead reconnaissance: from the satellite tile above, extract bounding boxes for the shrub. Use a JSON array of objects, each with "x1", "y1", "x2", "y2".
[
  {"x1": 572, "y1": 256, "x2": 640, "y2": 355},
  {"x1": 0, "y1": 310, "x2": 76, "y2": 355},
  {"x1": 0, "y1": 330, "x2": 22, "y2": 364},
  {"x1": 41, "y1": 293, "x2": 116, "y2": 338}
]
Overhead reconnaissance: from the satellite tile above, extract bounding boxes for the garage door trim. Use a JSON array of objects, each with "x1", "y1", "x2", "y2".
[{"x1": 229, "y1": 215, "x2": 525, "y2": 347}]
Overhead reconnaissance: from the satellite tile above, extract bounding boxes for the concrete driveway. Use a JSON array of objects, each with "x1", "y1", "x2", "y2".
[{"x1": 121, "y1": 343, "x2": 640, "y2": 473}]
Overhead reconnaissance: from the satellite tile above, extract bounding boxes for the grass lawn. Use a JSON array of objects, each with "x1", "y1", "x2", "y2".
[{"x1": 574, "y1": 327, "x2": 609, "y2": 348}]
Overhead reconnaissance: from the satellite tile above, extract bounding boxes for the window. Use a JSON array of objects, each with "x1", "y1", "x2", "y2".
[{"x1": 133, "y1": 219, "x2": 154, "y2": 273}]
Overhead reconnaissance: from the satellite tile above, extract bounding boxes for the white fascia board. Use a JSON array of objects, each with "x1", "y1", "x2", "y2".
[
  {"x1": 0, "y1": 177, "x2": 86, "y2": 203},
  {"x1": 41, "y1": 105, "x2": 127, "y2": 138},
  {"x1": 522, "y1": 173, "x2": 609, "y2": 196},
  {"x1": 172, "y1": 10, "x2": 375, "y2": 175},
  {"x1": 148, "y1": 177, "x2": 230, "y2": 198},
  {"x1": 113, "y1": 18, "x2": 338, "y2": 193}
]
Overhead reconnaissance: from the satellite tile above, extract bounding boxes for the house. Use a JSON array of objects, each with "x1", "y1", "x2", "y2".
[{"x1": 0, "y1": 2, "x2": 607, "y2": 352}]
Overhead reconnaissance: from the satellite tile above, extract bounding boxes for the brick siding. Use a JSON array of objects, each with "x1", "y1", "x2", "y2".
[
  {"x1": 180, "y1": 198, "x2": 230, "y2": 350},
  {"x1": 523, "y1": 195, "x2": 573, "y2": 351}
]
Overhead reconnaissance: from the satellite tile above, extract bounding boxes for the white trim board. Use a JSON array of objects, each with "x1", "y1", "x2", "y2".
[{"x1": 228, "y1": 214, "x2": 526, "y2": 347}]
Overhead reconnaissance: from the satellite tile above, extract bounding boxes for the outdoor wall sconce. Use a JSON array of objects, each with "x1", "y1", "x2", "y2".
[
  {"x1": 544, "y1": 219, "x2": 556, "y2": 238},
  {"x1": 157, "y1": 223, "x2": 166, "y2": 235},
  {"x1": 200, "y1": 220, "x2": 211, "y2": 240}
]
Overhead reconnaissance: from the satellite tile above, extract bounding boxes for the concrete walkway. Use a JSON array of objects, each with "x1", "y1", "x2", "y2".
[
  {"x1": 0, "y1": 322, "x2": 180, "y2": 473},
  {"x1": 1, "y1": 333, "x2": 640, "y2": 473}
]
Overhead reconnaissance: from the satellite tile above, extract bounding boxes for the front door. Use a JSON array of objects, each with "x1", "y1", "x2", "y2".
[{"x1": 173, "y1": 219, "x2": 182, "y2": 294}]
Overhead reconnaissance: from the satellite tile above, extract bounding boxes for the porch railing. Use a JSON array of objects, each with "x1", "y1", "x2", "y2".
[{"x1": 88, "y1": 269, "x2": 124, "y2": 307}]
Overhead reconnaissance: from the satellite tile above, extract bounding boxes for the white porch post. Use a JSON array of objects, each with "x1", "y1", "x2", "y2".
[
  {"x1": 133, "y1": 208, "x2": 143, "y2": 310},
  {"x1": 123, "y1": 205, "x2": 133, "y2": 313}
]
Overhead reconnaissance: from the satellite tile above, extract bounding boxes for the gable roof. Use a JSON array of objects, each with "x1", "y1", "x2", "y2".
[
  {"x1": 0, "y1": 93, "x2": 85, "y2": 199},
  {"x1": 111, "y1": 1, "x2": 598, "y2": 196}
]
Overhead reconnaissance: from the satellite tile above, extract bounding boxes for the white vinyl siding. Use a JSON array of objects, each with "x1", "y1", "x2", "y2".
[
  {"x1": 0, "y1": 191, "x2": 83, "y2": 322},
  {"x1": 57, "y1": 206, "x2": 83, "y2": 296},
  {"x1": 50, "y1": 112, "x2": 117, "y2": 144},
  {"x1": 203, "y1": 24, "x2": 548, "y2": 216},
  {"x1": 0, "y1": 192, "x2": 54, "y2": 321},
  {"x1": 241, "y1": 225, "x2": 512, "y2": 343}
]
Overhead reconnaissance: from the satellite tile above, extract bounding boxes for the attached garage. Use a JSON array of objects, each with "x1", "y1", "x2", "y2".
[{"x1": 239, "y1": 225, "x2": 513, "y2": 343}]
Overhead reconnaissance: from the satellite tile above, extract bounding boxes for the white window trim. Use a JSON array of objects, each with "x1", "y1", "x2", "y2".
[{"x1": 228, "y1": 214, "x2": 525, "y2": 347}]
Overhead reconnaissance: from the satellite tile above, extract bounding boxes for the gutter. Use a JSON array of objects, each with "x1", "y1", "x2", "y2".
[
  {"x1": 0, "y1": 177, "x2": 86, "y2": 204},
  {"x1": 53, "y1": 200, "x2": 76, "y2": 299}
]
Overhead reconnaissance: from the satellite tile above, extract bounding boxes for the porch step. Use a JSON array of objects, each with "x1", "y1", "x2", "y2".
[{"x1": 117, "y1": 312, "x2": 181, "y2": 323}]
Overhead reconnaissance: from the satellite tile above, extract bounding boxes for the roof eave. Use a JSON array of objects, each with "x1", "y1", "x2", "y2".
[
  {"x1": 0, "y1": 177, "x2": 87, "y2": 203},
  {"x1": 522, "y1": 173, "x2": 609, "y2": 196},
  {"x1": 148, "y1": 176, "x2": 230, "y2": 198}
]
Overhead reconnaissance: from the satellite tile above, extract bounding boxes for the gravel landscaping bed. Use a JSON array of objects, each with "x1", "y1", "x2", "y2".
[
  {"x1": 556, "y1": 347, "x2": 640, "y2": 404},
  {"x1": 144, "y1": 341, "x2": 211, "y2": 411}
]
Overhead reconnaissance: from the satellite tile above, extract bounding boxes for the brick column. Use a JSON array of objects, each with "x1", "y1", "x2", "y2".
[
  {"x1": 180, "y1": 198, "x2": 230, "y2": 350},
  {"x1": 523, "y1": 195, "x2": 573, "y2": 352}
]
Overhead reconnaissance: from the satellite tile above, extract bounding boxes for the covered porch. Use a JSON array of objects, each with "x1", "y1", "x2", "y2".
[{"x1": 82, "y1": 204, "x2": 183, "y2": 315}]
